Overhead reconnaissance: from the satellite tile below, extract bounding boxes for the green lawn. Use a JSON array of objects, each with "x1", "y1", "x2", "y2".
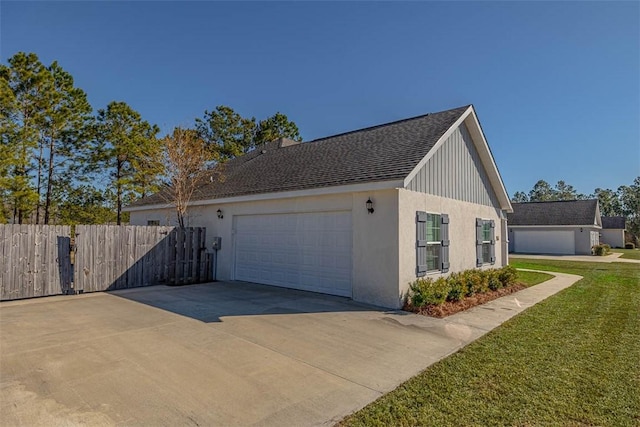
[
  {"x1": 612, "y1": 248, "x2": 640, "y2": 260},
  {"x1": 339, "y1": 259, "x2": 640, "y2": 427},
  {"x1": 516, "y1": 269, "x2": 553, "y2": 287}
]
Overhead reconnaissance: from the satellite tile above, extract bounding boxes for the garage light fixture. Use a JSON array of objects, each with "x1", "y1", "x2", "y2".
[
  {"x1": 366, "y1": 198, "x2": 374, "y2": 214},
  {"x1": 217, "y1": 209, "x2": 223, "y2": 219}
]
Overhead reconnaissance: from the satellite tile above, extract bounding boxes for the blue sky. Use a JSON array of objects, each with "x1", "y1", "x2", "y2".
[{"x1": 2, "y1": 1, "x2": 638, "y2": 196}]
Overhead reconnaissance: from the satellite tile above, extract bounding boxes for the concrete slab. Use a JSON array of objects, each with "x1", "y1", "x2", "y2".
[{"x1": 1, "y1": 273, "x2": 581, "y2": 426}]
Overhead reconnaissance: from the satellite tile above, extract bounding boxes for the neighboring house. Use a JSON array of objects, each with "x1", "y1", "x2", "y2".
[
  {"x1": 507, "y1": 199, "x2": 601, "y2": 255},
  {"x1": 600, "y1": 216, "x2": 626, "y2": 248},
  {"x1": 125, "y1": 105, "x2": 513, "y2": 308}
]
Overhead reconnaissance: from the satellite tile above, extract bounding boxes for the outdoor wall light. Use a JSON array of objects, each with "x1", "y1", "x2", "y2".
[
  {"x1": 366, "y1": 198, "x2": 374, "y2": 214},
  {"x1": 580, "y1": 227, "x2": 583, "y2": 232},
  {"x1": 217, "y1": 209, "x2": 223, "y2": 219}
]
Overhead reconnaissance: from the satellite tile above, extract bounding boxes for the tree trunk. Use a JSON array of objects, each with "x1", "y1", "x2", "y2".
[
  {"x1": 116, "y1": 190, "x2": 122, "y2": 225},
  {"x1": 116, "y1": 160, "x2": 122, "y2": 225},
  {"x1": 43, "y1": 134, "x2": 55, "y2": 224},
  {"x1": 35, "y1": 137, "x2": 44, "y2": 224},
  {"x1": 177, "y1": 209, "x2": 185, "y2": 228}
]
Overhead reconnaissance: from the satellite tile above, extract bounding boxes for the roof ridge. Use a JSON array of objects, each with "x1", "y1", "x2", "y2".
[
  {"x1": 306, "y1": 105, "x2": 471, "y2": 145},
  {"x1": 512, "y1": 199, "x2": 596, "y2": 204}
]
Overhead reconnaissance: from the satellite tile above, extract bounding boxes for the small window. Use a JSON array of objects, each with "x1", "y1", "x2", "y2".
[
  {"x1": 416, "y1": 212, "x2": 449, "y2": 276},
  {"x1": 482, "y1": 222, "x2": 492, "y2": 264},
  {"x1": 476, "y1": 218, "x2": 495, "y2": 266},
  {"x1": 425, "y1": 214, "x2": 441, "y2": 272},
  {"x1": 147, "y1": 220, "x2": 160, "y2": 226}
]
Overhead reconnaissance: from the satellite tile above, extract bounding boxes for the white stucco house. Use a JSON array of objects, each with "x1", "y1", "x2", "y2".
[
  {"x1": 507, "y1": 199, "x2": 602, "y2": 255},
  {"x1": 125, "y1": 105, "x2": 513, "y2": 308},
  {"x1": 600, "y1": 216, "x2": 626, "y2": 248}
]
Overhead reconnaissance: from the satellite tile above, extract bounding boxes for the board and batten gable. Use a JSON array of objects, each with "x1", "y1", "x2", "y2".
[{"x1": 406, "y1": 123, "x2": 500, "y2": 208}]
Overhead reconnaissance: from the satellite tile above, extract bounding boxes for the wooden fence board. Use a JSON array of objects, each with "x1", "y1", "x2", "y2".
[
  {"x1": 57, "y1": 226, "x2": 72, "y2": 295},
  {"x1": 73, "y1": 225, "x2": 208, "y2": 292},
  {"x1": 1, "y1": 224, "x2": 209, "y2": 300},
  {"x1": 0, "y1": 224, "x2": 71, "y2": 301}
]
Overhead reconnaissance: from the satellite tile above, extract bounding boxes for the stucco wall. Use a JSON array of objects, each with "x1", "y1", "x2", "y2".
[
  {"x1": 397, "y1": 189, "x2": 506, "y2": 303},
  {"x1": 128, "y1": 189, "x2": 400, "y2": 308},
  {"x1": 508, "y1": 226, "x2": 600, "y2": 255},
  {"x1": 600, "y1": 229, "x2": 625, "y2": 248},
  {"x1": 574, "y1": 226, "x2": 600, "y2": 254},
  {"x1": 350, "y1": 190, "x2": 400, "y2": 308}
]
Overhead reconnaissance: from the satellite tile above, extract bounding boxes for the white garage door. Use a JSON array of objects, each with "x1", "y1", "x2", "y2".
[
  {"x1": 234, "y1": 212, "x2": 352, "y2": 297},
  {"x1": 514, "y1": 230, "x2": 575, "y2": 255}
]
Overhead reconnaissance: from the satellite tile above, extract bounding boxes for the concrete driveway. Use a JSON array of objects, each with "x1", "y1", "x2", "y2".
[
  {"x1": 511, "y1": 252, "x2": 640, "y2": 263},
  {"x1": 0, "y1": 277, "x2": 578, "y2": 426}
]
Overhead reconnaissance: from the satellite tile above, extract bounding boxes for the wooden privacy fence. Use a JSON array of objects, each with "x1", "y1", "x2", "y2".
[
  {"x1": 0, "y1": 224, "x2": 211, "y2": 301},
  {"x1": 74, "y1": 225, "x2": 210, "y2": 293},
  {"x1": 0, "y1": 225, "x2": 72, "y2": 301}
]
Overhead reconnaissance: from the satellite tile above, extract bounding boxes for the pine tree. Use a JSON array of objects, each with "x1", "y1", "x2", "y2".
[
  {"x1": 0, "y1": 52, "x2": 49, "y2": 223},
  {"x1": 40, "y1": 61, "x2": 92, "y2": 224},
  {"x1": 92, "y1": 101, "x2": 160, "y2": 224}
]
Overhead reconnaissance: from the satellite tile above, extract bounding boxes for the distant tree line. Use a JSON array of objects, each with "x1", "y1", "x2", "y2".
[
  {"x1": 511, "y1": 178, "x2": 640, "y2": 239},
  {"x1": 1, "y1": 52, "x2": 301, "y2": 225}
]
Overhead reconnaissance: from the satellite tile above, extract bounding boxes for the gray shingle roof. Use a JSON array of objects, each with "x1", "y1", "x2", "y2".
[
  {"x1": 507, "y1": 200, "x2": 599, "y2": 226},
  {"x1": 601, "y1": 216, "x2": 625, "y2": 229},
  {"x1": 130, "y1": 105, "x2": 470, "y2": 207}
]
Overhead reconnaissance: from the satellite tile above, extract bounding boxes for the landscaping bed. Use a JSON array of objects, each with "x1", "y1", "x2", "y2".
[
  {"x1": 403, "y1": 266, "x2": 552, "y2": 318},
  {"x1": 406, "y1": 283, "x2": 526, "y2": 317}
]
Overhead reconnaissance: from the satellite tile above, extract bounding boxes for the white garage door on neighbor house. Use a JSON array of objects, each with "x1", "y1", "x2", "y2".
[
  {"x1": 233, "y1": 212, "x2": 353, "y2": 297},
  {"x1": 513, "y1": 230, "x2": 575, "y2": 255}
]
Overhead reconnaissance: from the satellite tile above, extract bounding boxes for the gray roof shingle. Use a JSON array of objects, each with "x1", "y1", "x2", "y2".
[
  {"x1": 130, "y1": 105, "x2": 470, "y2": 207},
  {"x1": 507, "y1": 200, "x2": 599, "y2": 226},
  {"x1": 601, "y1": 216, "x2": 625, "y2": 229}
]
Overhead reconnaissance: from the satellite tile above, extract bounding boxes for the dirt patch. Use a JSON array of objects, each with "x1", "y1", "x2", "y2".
[{"x1": 404, "y1": 283, "x2": 527, "y2": 318}]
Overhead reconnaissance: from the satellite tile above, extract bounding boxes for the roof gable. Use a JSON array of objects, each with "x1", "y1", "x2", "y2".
[
  {"x1": 406, "y1": 122, "x2": 501, "y2": 208},
  {"x1": 507, "y1": 199, "x2": 601, "y2": 226}
]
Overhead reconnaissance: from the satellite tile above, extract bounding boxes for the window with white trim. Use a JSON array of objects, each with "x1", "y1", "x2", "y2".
[
  {"x1": 482, "y1": 221, "x2": 492, "y2": 264},
  {"x1": 417, "y1": 212, "x2": 450, "y2": 275},
  {"x1": 476, "y1": 218, "x2": 495, "y2": 266},
  {"x1": 425, "y1": 213, "x2": 441, "y2": 271}
]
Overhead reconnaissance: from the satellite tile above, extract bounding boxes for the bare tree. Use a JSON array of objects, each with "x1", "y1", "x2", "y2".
[{"x1": 161, "y1": 127, "x2": 208, "y2": 228}]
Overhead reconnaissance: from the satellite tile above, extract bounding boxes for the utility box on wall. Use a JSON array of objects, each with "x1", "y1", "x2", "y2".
[{"x1": 212, "y1": 236, "x2": 222, "y2": 251}]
